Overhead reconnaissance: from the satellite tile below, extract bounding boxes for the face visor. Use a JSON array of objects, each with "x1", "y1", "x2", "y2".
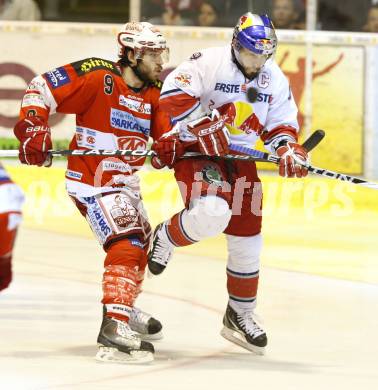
[
  {"x1": 234, "y1": 46, "x2": 269, "y2": 71},
  {"x1": 134, "y1": 47, "x2": 170, "y2": 65}
]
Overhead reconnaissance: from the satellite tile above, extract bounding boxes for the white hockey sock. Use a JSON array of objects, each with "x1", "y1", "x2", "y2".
[{"x1": 229, "y1": 300, "x2": 257, "y2": 314}]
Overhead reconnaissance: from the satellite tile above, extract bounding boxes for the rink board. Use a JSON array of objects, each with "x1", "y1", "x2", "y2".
[{"x1": 0, "y1": 22, "x2": 377, "y2": 176}]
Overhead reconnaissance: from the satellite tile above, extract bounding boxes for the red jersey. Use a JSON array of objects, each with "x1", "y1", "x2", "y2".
[{"x1": 19, "y1": 57, "x2": 170, "y2": 197}]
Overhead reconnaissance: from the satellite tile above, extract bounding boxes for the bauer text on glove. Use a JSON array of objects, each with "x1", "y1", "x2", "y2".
[{"x1": 13, "y1": 116, "x2": 52, "y2": 167}]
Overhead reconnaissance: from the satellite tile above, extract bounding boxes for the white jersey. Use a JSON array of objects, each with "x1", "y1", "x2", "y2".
[
  {"x1": 160, "y1": 45, "x2": 299, "y2": 152},
  {"x1": 0, "y1": 164, "x2": 24, "y2": 214}
]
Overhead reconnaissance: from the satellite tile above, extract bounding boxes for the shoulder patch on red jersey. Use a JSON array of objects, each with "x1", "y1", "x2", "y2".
[
  {"x1": 43, "y1": 67, "x2": 71, "y2": 89},
  {"x1": 71, "y1": 58, "x2": 121, "y2": 77}
]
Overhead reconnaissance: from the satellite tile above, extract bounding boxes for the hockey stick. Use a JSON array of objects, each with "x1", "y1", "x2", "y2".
[
  {"x1": 0, "y1": 130, "x2": 324, "y2": 158},
  {"x1": 184, "y1": 129, "x2": 326, "y2": 162},
  {"x1": 225, "y1": 142, "x2": 378, "y2": 191},
  {"x1": 0, "y1": 149, "x2": 157, "y2": 158},
  {"x1": 3, "y1": 130, "x2": 374, "y2": 189}
]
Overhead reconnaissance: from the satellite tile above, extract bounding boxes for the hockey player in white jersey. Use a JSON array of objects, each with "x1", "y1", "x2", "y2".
[{"x1": 148, "y1": 13, "x2": 309, "y2": 355}]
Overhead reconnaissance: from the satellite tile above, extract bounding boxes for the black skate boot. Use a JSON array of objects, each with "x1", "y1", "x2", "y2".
[
  {"x1": 147, "y1": 223, "x2": 174, "y2": 275},
  {"x1": 220, "y1": 304, "x2": 267, "y2": 355},
  {"x1": 96, "y1": 314, "x2": 155, "y2": 364},
  {"x1": 129, "y1": 306, "x2": 163, "y2": 340}
]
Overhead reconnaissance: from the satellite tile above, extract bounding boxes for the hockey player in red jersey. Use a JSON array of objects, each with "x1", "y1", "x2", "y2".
[
  {"x1": 0, "y1": 162, "x2": 24, "y2": 292},
  {"x1": 148, "y1": 13, "x2": 309, "y2": 355},
  {"x1": 13, "y1": 22, "x2": 171, "y2": 363}
]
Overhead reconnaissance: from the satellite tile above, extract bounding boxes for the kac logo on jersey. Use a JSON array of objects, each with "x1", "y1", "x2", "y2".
[
  {"x1": 110, "y1": 108, "x2": 150, "y2": 136},
  {"x1": 118, "y1": 136, "x2": 147, "y2": 163},
  {"x1": 86, "y1": 136, "x2": 96, "y2": 145},
  {"x1": 45, "y1": 67, "x2": 70, "y2": 89}
]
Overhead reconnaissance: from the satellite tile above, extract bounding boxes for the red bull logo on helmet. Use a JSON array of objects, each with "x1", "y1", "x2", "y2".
[
  {"x1": 239, "y1": 14, "x2": 254, "y2": 30},
  {"x1": 255, "y1": 39, "x2": 273, "y2": 51}
]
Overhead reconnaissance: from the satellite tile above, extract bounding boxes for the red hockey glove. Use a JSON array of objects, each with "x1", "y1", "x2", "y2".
[
  {"x1": 187, "y1": 110, "x2": 230, "y2": 156},
  {"x1": 276, "y1": 142, "x2": 309, "y2": 178},
  {"x1": 14, "y1": 116, "x2": 52, "y2": 167},
  {"x1": 151, "y1": 135, "x2": 186, "y2": 169}
]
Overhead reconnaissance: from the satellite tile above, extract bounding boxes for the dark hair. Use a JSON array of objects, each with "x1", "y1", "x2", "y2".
[{"x1": 118, "y1": 47, "x2": 133, "y2": 67}]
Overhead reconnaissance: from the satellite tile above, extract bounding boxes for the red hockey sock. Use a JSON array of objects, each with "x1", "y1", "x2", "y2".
[
  {"x1": 226, "y1": 267, "x2": 259, "y2": 305},
  {"x1": 102, "y1": 239, "x2": 144, "y2": 321}
]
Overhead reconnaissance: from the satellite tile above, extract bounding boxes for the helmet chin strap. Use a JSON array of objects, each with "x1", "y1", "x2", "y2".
[{"x1": 231, "y1": 48, "x2": 259, "y2": 81}]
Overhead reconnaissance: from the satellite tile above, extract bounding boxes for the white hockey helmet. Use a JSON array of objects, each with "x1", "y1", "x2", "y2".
[{"x1": 117, "y1": 22, "x2": 169, "y2": 63}]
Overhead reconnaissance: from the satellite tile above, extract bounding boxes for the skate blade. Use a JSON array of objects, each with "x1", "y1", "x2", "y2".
[
  {"x1": 138, "y1": 330, "x2": 163, "y2": 341},
  {"x1": 220, "y1": 326, "x2": 265, "y2": 356},
  {"x1": 95, "y1": 346, "x2": 154, "y2": 364}
]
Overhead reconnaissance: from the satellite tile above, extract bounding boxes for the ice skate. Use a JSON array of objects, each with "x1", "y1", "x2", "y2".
[
  {"x1": 96, "y1": 315, "x2": 154, "y2": 364},
  {"x1": 129, "y1": 306, "x2": 163, "y2": 340},
  {"x1": 220, "y1": 304, "x2": 267, "y2": 355},
  {"x1": 147, "y1": 223, "x2": 174, "y2": 275}
]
